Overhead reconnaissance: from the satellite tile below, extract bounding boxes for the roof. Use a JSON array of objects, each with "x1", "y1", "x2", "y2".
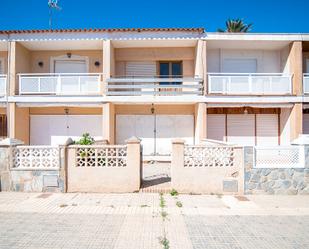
[{"x1": 0, "y1": 27, "x2": 205, "y2": 35}]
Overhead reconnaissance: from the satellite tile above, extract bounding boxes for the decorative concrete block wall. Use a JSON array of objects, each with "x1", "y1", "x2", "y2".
[{"x1": 244, "y1": 147, "x2": 309, "y2": 195}]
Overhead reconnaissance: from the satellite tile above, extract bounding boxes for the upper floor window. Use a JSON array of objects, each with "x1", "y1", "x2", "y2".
[{"x1": 159, "y1": 61, "x2": 182, "y2": 85}]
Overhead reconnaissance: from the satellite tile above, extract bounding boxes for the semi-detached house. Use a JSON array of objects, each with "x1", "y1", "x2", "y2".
[{"x1": 0, "y1": 28, "x2": 308, "y2": 156}]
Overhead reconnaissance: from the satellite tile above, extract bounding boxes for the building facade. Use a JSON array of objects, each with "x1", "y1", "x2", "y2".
[{"x1": 0, "y1": 28, "x2": 308, "y2": 156}]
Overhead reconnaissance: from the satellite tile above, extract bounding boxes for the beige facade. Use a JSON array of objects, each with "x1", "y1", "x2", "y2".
[{"x1": 0, "y1": 29, "x2": 307, "y2": 150}]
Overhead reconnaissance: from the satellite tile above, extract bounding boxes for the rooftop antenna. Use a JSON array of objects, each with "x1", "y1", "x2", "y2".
[{"x1": 48, "y1": 0, "x2": 62, "y2": 30}]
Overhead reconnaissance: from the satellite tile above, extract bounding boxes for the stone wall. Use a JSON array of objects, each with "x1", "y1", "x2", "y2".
[
  {"x1": 0, "y1": 147, "x2": 65, "y2": 193},
  {"x1": 244, "y1": 147, "x2": 309, "y2": 195},
  {"x1": 10, "y1": 170, "x2": 64, "y2": 192},
  {"x1": 0, "y1": 147, "x2": 10, "y2": 191}
]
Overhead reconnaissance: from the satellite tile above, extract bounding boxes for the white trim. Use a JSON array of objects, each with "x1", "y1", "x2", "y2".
[
  {"x1": 8, "y1": 95, "x2": 303, "y2": 104},
  {"x1": 50, "y1": 54, "x2": 89, "y2": 73}
]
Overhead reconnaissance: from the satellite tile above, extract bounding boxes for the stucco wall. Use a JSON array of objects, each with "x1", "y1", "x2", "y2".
[
  {"x1": 115, "y1": 104, "x2": 195, "y2": 115},
  {"x1": 171, "y1": 141, "x2": 244, "y2": 195},
  {"x1": 15, "y1": 107, "x2": 29, "y2": 144},
  {"x1": 30, "y1": 50, "x2": 103, "y2": 74},
  {"x1": 29, "y1": 107, "x2": 102, "y2": 115}
]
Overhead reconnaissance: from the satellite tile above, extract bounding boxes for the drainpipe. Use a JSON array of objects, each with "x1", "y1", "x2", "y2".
[{"x1": 6, "y1": 34, "x2": 11, "y2": 138}]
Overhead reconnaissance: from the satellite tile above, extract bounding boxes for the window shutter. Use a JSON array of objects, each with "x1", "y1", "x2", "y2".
[
  {"x1": 227, "y1": 114, "x2": 255, "y2": 146},
  {"x1": 125, "y1": 61, "x2": 156, "y2": 77},
  {"x1": 256, "y1": 114, "x2": 279, "y2": 145},
  {"x1": 207, "y1": 114, "x2": 226, "y2": 141}
]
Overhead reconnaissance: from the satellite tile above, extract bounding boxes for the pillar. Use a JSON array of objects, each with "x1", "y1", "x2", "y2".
[
  {"x1": 194, "y1": 102, "x2": 207, "y2": 144},
  {"x1": 289, "y1": 41, "x2": 303, "y2": 95},
  {"x1": 102, "y1": 103, "x2": 115, "y2": 144}
]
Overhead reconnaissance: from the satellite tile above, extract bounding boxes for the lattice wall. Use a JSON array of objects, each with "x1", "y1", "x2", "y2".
[
  {"x1": 75, "y1": 146, "x2": 127, "y2": 167},
  {"x1": 254, "y1": 146, "x2": 304, "y2": 168},
  {"x1": 12, "y1": 146, "x2": 60, "y2": 169},
  {"x1": 184, "y1": 146, "x2": 235, "y2": 167}
]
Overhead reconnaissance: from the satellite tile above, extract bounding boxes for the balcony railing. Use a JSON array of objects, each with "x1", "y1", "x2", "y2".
[
  {"x1": 208, "y1": 73, "x2": 292, "y2": 95},
  {"x1": 19, "y1": 73, "x2": 102, "y2": 95},
  {"x1": 304, "y1": 74, "x2": 309, "y2": 94},
  {"x1": 0, "y1": 75, "x2": 6, "y2": 96},
  {"x1": 106, "y1": 76, "x2": 203, "y2": 96}
]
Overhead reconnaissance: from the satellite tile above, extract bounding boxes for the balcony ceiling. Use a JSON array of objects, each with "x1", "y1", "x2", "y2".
[
  {"x1": 20, "y1": 40, "x2": 103, "y2": 51},
  {"x1": 207, "y1": 40, "x2": 291, "y2": 50},
  {"x1": 111, "y1": 39, "x2": 197, "y2": 48}
]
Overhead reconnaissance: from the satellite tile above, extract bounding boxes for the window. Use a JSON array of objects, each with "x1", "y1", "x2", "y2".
[{"x1": 159, "y1": 61, "x2": 182, "y2": 85}]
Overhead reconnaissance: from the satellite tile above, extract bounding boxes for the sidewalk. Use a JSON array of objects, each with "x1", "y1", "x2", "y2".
[{"x1": 0, "y1": 192, "x2": 308, "y2": 249}]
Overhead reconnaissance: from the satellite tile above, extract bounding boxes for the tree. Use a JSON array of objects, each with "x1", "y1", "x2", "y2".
[{"x1": 217, "y1": 18, "x2": 253, "y2": 33}]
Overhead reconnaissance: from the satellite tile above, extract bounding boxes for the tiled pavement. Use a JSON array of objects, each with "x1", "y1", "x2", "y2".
[{"x1": 0, "y1": 193, "x2": 309, "y2": 249}]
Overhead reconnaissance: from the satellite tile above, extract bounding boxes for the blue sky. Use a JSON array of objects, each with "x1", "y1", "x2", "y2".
[{"x1": 0, "y1": 0, "x2": 308, "y2": 33}]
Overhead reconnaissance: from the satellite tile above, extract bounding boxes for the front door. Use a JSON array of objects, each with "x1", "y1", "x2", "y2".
[{"x1": 116, "y1": 114, "x2": 194, "y2": 155}]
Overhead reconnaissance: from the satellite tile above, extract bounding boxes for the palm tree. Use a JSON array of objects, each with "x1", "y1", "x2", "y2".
[{"x1": 217, "y1": 18, "x2": 253, "y2": 33}]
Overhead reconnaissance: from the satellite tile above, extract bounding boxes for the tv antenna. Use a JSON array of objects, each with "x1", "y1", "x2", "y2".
[{"x1": 48, "y1": 0, "x2": 62, "y2": 30}]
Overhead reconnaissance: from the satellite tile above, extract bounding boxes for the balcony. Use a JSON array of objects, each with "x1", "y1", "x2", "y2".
[
  {"x1": 0, "y1": 75, "x2": 6, "y2": 96},
  {"x1": 106, "y1": 76, "x2": 203, "y2": 96},
  {"x1": 208, "y1": 73, "x2": 292, "y2": 95},
  {"x1": 304, "y1": 74, "x2": 309, "y2": 94},
  {"x1": 19, "y1": 73, "x2": 102, "y2": 95}
]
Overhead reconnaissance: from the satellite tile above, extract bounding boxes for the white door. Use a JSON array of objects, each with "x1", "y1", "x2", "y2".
[
  {"x1": 303, "y1": 114, "x2": 309, "y2": 134},
  {"x1": 227, "y1": 114, "x2": 255, "y2": 146},
  {"x1": 256, "y1": 114, "x2": 279, "y2": 145},
  {"x1": 222, "y1": 58, "x2": 257, "y2": 73},
  {"x1": 116, "y1": 114, "x2": 194, "y2": 155},
  {"x1": 30, "y1": 115, "x2": 102, "y2": 145},
  {"x1": 207, "y1": 114, "x2": 226, "y2": 142},
  {"x1": 155, "y1": 115, "x2": 194, "y2": 155},
  {"x1": 116, "y1": 115, "x2": 155, "y2": 155},
  {"x1": 54, "y1": 60, "x2": 87, "y2": 73}
]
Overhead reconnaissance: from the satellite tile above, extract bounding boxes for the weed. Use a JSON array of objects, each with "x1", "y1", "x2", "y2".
[
  {"x1": 176, "y1": 201, "x2": 183, "y2": 208},
  {"x1": 140, "y1": 204, "x2": 149, "y2": 208},
  {"x1": 59, "y1": 204, "x2": 68, "y2": 208},
  {"x1": 159, "y1": 237, "x2": 170, "y2": 249},
  {"x1": 170, "y1": 189, "x2": 178, "y2": 196},
  {"x1": 161, "y1": 211, "x2": 168, "y2": 219},
  {"x1": 159, "y1": 194, "x2": 165, "y2": 208}
]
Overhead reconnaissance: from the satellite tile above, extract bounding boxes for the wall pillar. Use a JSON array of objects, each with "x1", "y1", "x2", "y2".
[
  {"x1": 126, "y1": 136, "x2": 142, "y2": 191},
  {"x1": 290, "y1": 103, "x2": 303, "y2": 141},
  {"x1": 171, "y1": 139, "x2": 185, "y2": 190},
  {"x1": 194, "y1": 40, "x2": 207, "y2": 95},
  {"x1": 7, "y1": 103, "x2": 15, "y2": 139},
  {"x1": 102, "y1": 103, "x2": 115, "y2": 144},
  {"x1": 289, "y1": 41, "x2": 303, "y2": 95},
  {"x1": 8, "y1": 41, "x2": 16, "y2": 96},
  {"x1": 102, "y1": 40, "x2": 112, "y2": 95},
  {"x1": 194, "y1": 102, "x2": 207, "y2": 144}
]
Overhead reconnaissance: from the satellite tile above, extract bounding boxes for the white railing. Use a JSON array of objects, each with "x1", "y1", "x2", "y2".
[
  {"x1": 0, "y1": 75, "x2": 6, "y2": 96},
  {"x1": 12, "y1": 146, "x2": 60, "y2": 170},
  {"x1": 74, "y1": 145, "x2": 127, "y2": 167},
  {"x1": 184, "y1": 145, "x2": 236, "y2": 167},
  {"x1": 254, "y1": 146, "x2": 305, "y2": 168},
  {"x1": 106, "y1": 76, "x2": 203, "y2": 96},
  {"x1": 208, "y1": 73, "x2": 292, "y2": 95},
  {"x1": 19, "y1": 73, "x2": 102, "y2": 95},
  {"x1": 304, "y1": 74, "x2": 309, "y2": 94}
]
